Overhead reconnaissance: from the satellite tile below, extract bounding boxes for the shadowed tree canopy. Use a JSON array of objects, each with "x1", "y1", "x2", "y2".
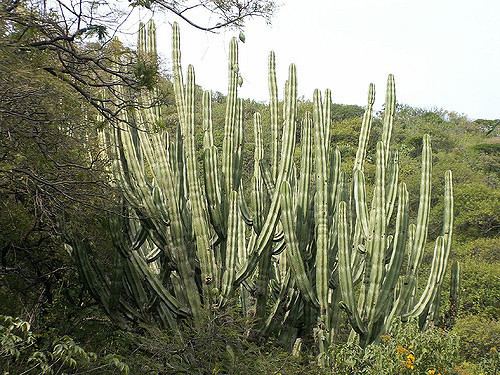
[
  {"x1": 0, "y1": 0, "x2": 276, "y2": 119},
  {"x1": 130, "y1": 0, "x2": 276, "y2": 31}
]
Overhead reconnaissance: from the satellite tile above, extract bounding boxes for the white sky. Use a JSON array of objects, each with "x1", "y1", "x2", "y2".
[{"x1": 132, "y1": 0, "x2": 500, "y2": 119}]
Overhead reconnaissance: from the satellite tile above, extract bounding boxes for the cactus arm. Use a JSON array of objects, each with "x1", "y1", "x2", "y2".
[
  {"x1": 353, "y1": 83, "x2": 375, "y2": 171},
  {"x1": 239, "y1": 184, "x2": 254, "y2": 226},
  {"x1": 328, "y1": 147, "x2": 341, "y2": 213},
  {"x1": 202, "y1": 92, "x2": 224, "y2": 239},
  {"x1": 238, "y1": 217, "x2": 251, "y2": 316},
  {"x1": 250, "y1": 175, "x2": 264, "y2": 232},
  {"x1": 313, "y1": 89, "x2": 330, "y2": 320},
  {"x1": 184, "y1": 66, "x2": 217, "y2": 288},
  {"x1": 381, "y1": 74, "x2": 396, "y2": 165},
  {"x1": 385, "y1": 150, "x2": 399, "y2": 222},
  {"x1": 121, "y1": 255, "x2": 148, "y2": 313},
  {"x1": 280, "y1": 181, "x2": 319, "y2": 307},
  {"x1": 203, "y1": 145, "x2": 223, "y2": 235},
  {"x1": 235, "y1": 64, "x2": 297, "y2": 285},
  {"x1": 222, "y1": 38, "x2": 239, "y2": 197},
  {"x1": 233, "y1": 98, "x2": 244, "y2": 190},
  {"x1": 253, "y1": 113, "x2": 274, "y2": 319},
  {"x1": 255, "y1": 244, "x2": 273, "y2": 321},
  {"x1": 450, "y1": 260, "x2": 460, "y2": 303},
  {"x1": 441, "y1": 170, "x2": 454, "y2": 275},
  {"x1": 252, "y1": 110, "x2": 274, "y2": 319},
  {"x1": 409, "y1": 134, "x2": 432, "y2": 272},
  {"x1": 353, "y1": 169, "x2": 370, "y2": 238},
  {"x1": 269, "y1": 51, "x2": 280, "y2": 182},
  {"x1": 251, "y1": 112, "x2": 265, "y2": 232},
  {"x1": 172, "y1": 23, "x2": 186, "y2": 130},
  {"x1": 313, "y1": 89, "x2": 335, "y2": 365},
  {"x1": 202, "y1": 91, "x2": 215, "y2": 149},
  {"x1": 448, "y1": 260, "x2": 460, "y2": 326},
  {"x1": 147, "y1": 20, "x2": 157, "y2": 59},
  {"x1": 135, "y1": 129, "x2": 203, "y2": 319},
  {"x1": 403, "y1": 235, "x2": 446, "y2": 318},
  {"x1": 323, "y1": 89, "x2": 332, "y2": 155},
  {"x1": 373, "y1": 182, "x2": 409, "y2": 323},
  {"x1": 327, "y1": 147, "x2": 341, "y2": 253},
  {"x1": 220, "y1": 190, "x2": 240, "y2": 304},
  {"x1": 338, "y1": 201, "x2": 366, "y2": 334},
  {"x1": 296, "y1": 113, "x2": 313, "y2": 248},
  {"x1": 259, "y1": 159, "x2": 276, "y2": 198},
  {"x1": 405, "y1": 170, "x2": 454, "y2": 319},
  {"x1": 129, "y1": 251, "x2": 189, "y2": 317},
  {"x1": 114, "y1": 123, "x2": 154, "y2": 215},
  {"x1": 383, "y1": 275, "x2": 416, "y2": 328},
  {"x1": 363, "y1": 142, "x2": 387, "y2": 329},
  {"x1": 137, "y1": 22, "x2": 146, "y2": 55}
]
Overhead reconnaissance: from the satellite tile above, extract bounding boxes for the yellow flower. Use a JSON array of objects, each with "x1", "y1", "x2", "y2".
[
  {"x1": 405, "y1": 362, "x2": 415, "y2": 370},
  {"x1": 404, "y1": 353, "x2": 416, "y2": 369},
  {"x1": 427, "y1": 369, "x2": 436, "y2": 375},
  {"x1": 396, "y1": 345, "x2": 407, "y2": 354}
]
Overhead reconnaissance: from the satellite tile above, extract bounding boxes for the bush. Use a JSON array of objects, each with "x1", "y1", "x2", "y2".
[
  {"x1": 453, "y1": 183, "x2": 500, "y2": 239},
  {"x1": 458, "y1": 260, "x2": 500, "y2": 319},
  {"x1": 118, "y1": 308, "x2": 325, "y2": 374},
  {"x1": 452, "y1": 315, "x2": 500, "y2": 363},
  {"x1": 453, "y1": 361, "x2": 485, "y2": 375},
  {"x1": 455, "y1": 237, "x2": 500, "y2": 263},
  {"x1": 0, "y1": 315, "x2": 129, "y2": 374},
  {"x1": 331, "y1": 321, "x2": 460, "y2": 375}
]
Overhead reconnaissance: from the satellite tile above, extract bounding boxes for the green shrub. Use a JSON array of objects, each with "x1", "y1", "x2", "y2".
[
  {"x1": 458, "y1": 260, "x2": 500, "y2": 319},
  {"x1": 478, "y1": 347, "x2": 500, "y2": 375},
  {"x1": 453, "y1": 361, "x2": 485, "y2": 375},
  {"x1": 331, "y1": 321, "x2": 460, "y2": 375},
  {"x1": 455, "y1": 237, "x2": 500, "y2": 263},
  {"x1": 453, "y1": 183, "x2": 500, "y2": 239},
  {"x1": 452, "y1": 315, "x2": 500, "y2": 363},
  {"x1": 118, "y1": 308, "x2": 325, "y2": 374},
  {"x1": 0, "y1": 315, "x2": 129, "y2": 374}
]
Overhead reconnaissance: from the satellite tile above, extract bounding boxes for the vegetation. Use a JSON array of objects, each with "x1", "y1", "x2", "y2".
[{"x1": 1, "y1": 3, "x2": 499, "y2": 375}]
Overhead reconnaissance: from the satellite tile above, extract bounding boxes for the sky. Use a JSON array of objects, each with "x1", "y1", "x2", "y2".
[{"x1": 130, "y1": 0, "x2": 500, "y2": 119}]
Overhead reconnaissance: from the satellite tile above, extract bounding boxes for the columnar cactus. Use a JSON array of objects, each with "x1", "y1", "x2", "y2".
[
  {"x1": 447, "y1": 260, "x2": 461, "y2": 327},
  {"x1": 71, "y1": 20, "x2": 455, "y2": 361},
  {"x1": 337, "y1": 76, "x2": 454, "y2": 347}
]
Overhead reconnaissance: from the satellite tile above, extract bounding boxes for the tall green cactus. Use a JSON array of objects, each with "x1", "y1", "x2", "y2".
[
  {"x1": 447, "y1": 260, "x2": 460, "y2": 327},
  {"x1": 72, "y1": 20, "x2": 456, "y2": 362},
  {"x1": 337, "y1": 77, "x2": 454, "y2": 347}
]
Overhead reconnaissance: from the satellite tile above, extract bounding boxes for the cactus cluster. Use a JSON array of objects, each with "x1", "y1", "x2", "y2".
[{"x1": 70, "y1": 20, "x2": 457, "y2": 360}]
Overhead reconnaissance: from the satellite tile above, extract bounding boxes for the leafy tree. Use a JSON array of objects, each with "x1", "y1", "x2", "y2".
[
  {"x1": 134, "y1": 0, "x2": 276, "y2": 32},
  {"x1": 0, "y1": 20, "x2": 116, "y2": 323},
  {"x1": 1, "y1": 0, "x2": 276, "y2": 120},
  {"x1": 473, "y1": 119, "x2": 500, "y2": 136},
  {"x1": 0, "y1": 315, "x2": 130, "y2": 374}
]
